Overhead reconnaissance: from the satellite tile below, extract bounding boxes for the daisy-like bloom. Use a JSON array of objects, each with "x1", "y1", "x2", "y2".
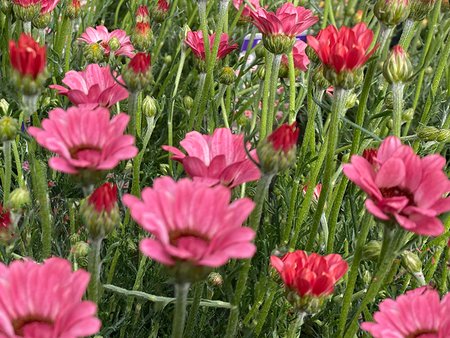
[
  {"x1": 162, "y1": 128, "x2": 261, "y2": 188},
  {"x1": 343, "y1": 136, "x2": 450, "y2": 236},
  {"x1": 123, "y1": 177, "x2": 256, "y2": 281},
  {"x1": 50, "y1": 64, "x2": 129, "y2": 108},
  {"x1": 307, "y1": 23, "x2": 377, "y2": 88},
  {"x1": 0, "y1": 257, "x2": 101, "y2": 337},
  {"x1": 28, "y1": 106, "x2": 138, "y2": 176},
  {"x1": 251, "y1": 3, "x2": 318, "y2": 54},
  {"x1": 271, "y1": 250, "x2": 348, "y2": 313},
  {"x1": 79, "y1": 25, "x2": 135, "y2": 58},
  {"x1": 279, "y1": 40, "x2": 309, "y2": 77},
  {"x1": 362, "y1": 286, "x2": 450, "y2": 337},
  {"x1": 185, "y1": 31, "x2": 238, "y2": 61},
  {"x1": 233, "y1": 0, "x2": 260, "y2": 19}
]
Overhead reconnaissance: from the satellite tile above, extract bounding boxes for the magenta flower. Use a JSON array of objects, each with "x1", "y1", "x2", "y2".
[
  {"x1": 79, "y1": 25, "x2": 135, "y2": 58},
  {"x1": 123, "y1": 177, "x2": 256, "y2": 268},
  {"x1": 233, "y1": 0, "x2": 260, "y2": 18},
  {"x1": 185, "y1": 31, "x2": 238, "y2": 61},
  {"x1": 281, "y1": 40, "x2": 310, "y2": 72},
  {"x1": 162, "y1": 128, "x2": 261, "y2": 188},
  {"x1": 50, "y1": 64, "x2": 129, "y2": 108},
  {"x1": 28, "y1": 106, "x2": 138, "y2": 175},
  {"x1": 362, "y1": 287, "x2": 450, "y2": 337},
  {"x1": 343, "y1": 136, "x2": 450, "y2": 236},
  {"x1": 250, "y1": 3, "x2": 318, "y2": 38},
  {"x1": 0, "y1": 257, "x2": 101, "y2": 337}
]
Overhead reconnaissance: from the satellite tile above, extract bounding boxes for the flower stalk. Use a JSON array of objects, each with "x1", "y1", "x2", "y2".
[
  {"x1": 172, "y1": 282, "x2": 190, "y2": 338},
  {"x1": 88, "y1": 237, "x2": 103, "y2": 304}
]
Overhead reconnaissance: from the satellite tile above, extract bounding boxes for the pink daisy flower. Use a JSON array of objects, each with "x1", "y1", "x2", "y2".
[
  {"x1": 28, "y1": 106, "x2": 138, "y2": 175},
  {"x1": 343, "y1": 136, "x2": 450, "y2": 236},
  {"x1": 233, "y1": 0, "x2": 260, "y2": 18},
  {"x1": 0, "y1": 257, "x2": 101, "y2": 337},
  {"x1": 362, "y1": 286, "x2": 450, "y2": 337},
  {"x1": 162, "y1": 128, "x2": 261, "y2": 188},
  {"x1": 50, "y1": 64, "x2": 129, "y2": 108},
  {"x1": 79, "y1": 25, "x2": 134, "y2": 58},
  {"x1": 185, "y1": 31, "x2": 238, "y2": 61},
  {"x1": 281, "y1": 40, "x2": 310, "y2": 72},
  {"x1": 123, "y1": 177, "x2": 256, "y2": 268}
]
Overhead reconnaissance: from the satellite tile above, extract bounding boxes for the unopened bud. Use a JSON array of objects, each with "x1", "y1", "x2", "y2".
[
  {"x1": 183, "y1": 95, "x2": 194, "y2": 110},
  {"x1": 108, "y1": 37, "x2": 121, "y2": 52},
  {"x1": 313, "y1": 66, "x2": 330, "y2": 90},
  {"x1": 417, "y1": 125, "x2": 450, "y2": 143},
  {"x1": 8, "y1": 188, "x2": 30, "y2": 210},
  {"x1": 142, "y1": 96, "x2": 158, "y2": 117},
  {"x1": 374, "y1": 0, "x2": 410, "y2": 26},
  {"x1": 0, "y1": 99, "x2": 9, "y2": 114},
  {"x1": 401, "y1": 250, "x2": 423, "y2": 275},
  {"x1": 409, "y1": 0, "x2": 436, "y2": 20},
  {"x1": 383, "y1": 45, "x2": 413, "y2": 84},
  {"x1": 72, "y1": 241, "x2": 90, "y2": 257},
  {"x1": 362, "y1": 240, "x2": 382, "y2": 261},
  {"x1": 262, "y1": 34, "x2": 295, "y2": 55},
  {"x1": 163, "y1": 54, "x2": 172, "y2": 65},
  {"x1": 32, "y1": 12, "x2": 51, "y2": 29},
  {"x1": 0, "y1": 117, "x2": 19, "y2": 142},
  {"x1": 207, "y1": 272, "x2": 223, "y2": 287},
  {"x1": 402, "y1": 108, "x2": 414, "y2": 122},
  {"x1": 219, "y1": 66, "x2": 236, "y2": 85}
]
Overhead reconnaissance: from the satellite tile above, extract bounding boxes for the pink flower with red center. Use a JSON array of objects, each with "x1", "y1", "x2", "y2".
[
  {"x1": 250, "y1": 3, "x2": 318, "y2": 38},
  {"x1": 271, "y1": 250, "x2": 348, "y2": 298},
  {"x1": 362, "y1": 148, "x2": 379, "y2": 166},
  {"x1": 9, "y1": 34, "x2": 46, "y2": 79},
  {"x1": 162, "y1": 128, "x2": 261, "y2": 188},
  {"x1": 233, "y1": 0, "x2": 260, "y2": 18},
  {"x1": 88, "y1": 182, "x2": 118, "y2": 213},
  {"x1": 28, "y1": 106, "x2": 138, "y2": 175},
  {"x1": 50, "y1": 64, "x2": 129, "y2": 108},
  {"x1": 343, "y1": 136, "x2": 450, "y2": 236},
  {"x1": 307, "y1": 23, "x2": 377, "y2": 74},
  {"x1": 0, "y1": 257, "x2": 101, "y2": 337},
  {"x1": 123, "y1": 177, "x2": 256, "y2": 268},
  {"x1": 362, "y1": 286, "x2": 450, "y2": 338},
  {"x1": 268, "y1": 122, "x2": 299, "y2": 153},
  {"x1": 79, "y1": 25, "x2": 135, "y2": 58},
  {"x1": 281, "y1": 40, "x2": 310, "y2": 72},
  {"x1": 185, "y1": 31, "x2": 238, "y2": 61}
]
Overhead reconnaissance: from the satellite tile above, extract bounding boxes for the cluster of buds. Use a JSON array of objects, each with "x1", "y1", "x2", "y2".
[
  {"x1": 383, "y1": 45, "x2": 413, "y2": 84},
  {"x1": 122, "y1": 52, "x2": 152, "y2": 92},
  {"x1": 153, "y1": 0, "x2": 169, "y2": 23},
  {"x1": 257, "y1": 123, "x2": 300, "y2": 174},
  {"x1": 374, "y1": 0, "x2": 410, "y2": 26},
  {"x1": 417, "y1": 125, "x2": 450, "y2": 143},
  {"x1": 132, "y1": 5, "x2": 153, "y2": 51},
  {"x1": 81, "y1": 183, "x2": 120, "y2": 240}
]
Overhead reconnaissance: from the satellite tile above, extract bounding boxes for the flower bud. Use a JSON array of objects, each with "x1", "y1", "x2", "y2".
[
  {"x1": 312, "y1": 66, "x2": 330, "y2": 90},
  {"x1": 323, "y1": 67, "x2": 363, "y2": 90},
  {"x1": 383, "y1": 45, "x2": 413, "y2": 84},
  {"x1": 218, "y1": 66, "x2": 236, "y2": 85},
  {"x1": 345, "y1": 92, "x2": 359, "y2": 109},
  {"x1": 401, "y1": 250, "x2": 422, "y2": 274},
  {"x1": 108, "y1": 37, "x2": 121, "y2": 52},
  {"x1": 83, "y1": 42, "x2": 104, "y2": 63},
  {"x1": 142, "y1": 96, "x2": 158, "y2": 117},
  {"x1": 8, "y1": 188, "x2": 30, "y2": 210},
  {"x1": 262, "y1": 35, "x2": 295, "y2": 55},
  {"x1": 163, "y1": 54, "x2": 172, "y2": 65},
  {"x1": 257, "y1": 123, "x2": 300, "y2": 174},
  {"x1": 305, "y1": 45, "x2": 319, "y2": 64},
  {"x1": 122, "y1": 52, "x2": 152, "y2": 92},
  {"x1": 0, "y1": 117, "x2": 19, "y2": 142},
  {"x1": 362, "y1": 240, "x2": 382, "y2": 261},
  {"x1": 417, "y1": 125, "x2": 450, "y2": 143},
  {"x1": 32, "y1": 12, "x2": 51, "y2": 29},
  {"x1": 131, "y1": 22, "x2": 153, "y2": 52},
  {"x1": 154, "y1": 0, "x2": 169, "y2": 23},
  {"x1": 257, "y1": 65, "x2": 265, "y2": 80},
  {"x1": 0, "y1": 99, "x2": 9, "y2": 114},
  {"x1": 81, "y1": 183, "x2": 120, "y2": 240},
  {"x1": 402, "y1": 108, "x2": 414, "y2": 122},
  {"x1": 207, "y1": 272, "x2": 223, "y2": 287},
  {"x1": 374, "y1": 0, "x2": 410, "y2": 26},
  {"x1": 136, "y1": 5, "x2": 150, "y2": 23},
  {"x1": 72, "y1": 241, "x2": 90, "y2": 257},
  {"x1": 12, "y1": 0, "x2": 41, "y2": 22},
  {"x1": 409, "y1": 0, "x2": 436, "y2": 20},
  {"x1": 66, "y1": 0, "x2": 82, "y2": 19}
]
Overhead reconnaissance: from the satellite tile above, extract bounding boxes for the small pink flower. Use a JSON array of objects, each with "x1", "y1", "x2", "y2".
[
  {"x1": 281, "y1": 40, "x2": 310, "y2": 71},
  {"x1": 303, "y1": 183, "x2": 322, "y2": 201},
  {"x1": 0, "y1": 258, "x2": 101, "y2": 337},
  {"x1": 123, "y1": 177, "x2": 256, "y2": 267},
  {"x1": 251, "y1": 3, "x2": 318, "y2": 37},
  {"x1": 233, "y1": 0, "x2": 260, "y2": 17},
  {"x1": 185, "y1": 31, "x2": 238, "y2": 61},
  {"x1": 40, "y1": 0, "x2": 59, "y2": 13},
  {"x1": 163, "y1": 128, "x2": 261, "y2": 188},
  {"x1": 79, "y1": 25, "x2": 134, "y2": 58},
  {"x1": 362, "y1": 286, "x2": 450, "y2": 337},
  {"x1": 343, "y1": 136, "x2": 450, "y2": 236},
  {"x1": 50, "y1": 64, "x2": 129, "y2": 108},
  {"x1": 28, "y1": 106, "x2": 138, "y2": 175}
]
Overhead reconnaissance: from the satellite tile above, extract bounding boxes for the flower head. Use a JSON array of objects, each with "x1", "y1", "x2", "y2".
[
  {"x1": 271, "y1": 250, "x2": 348, "y2": 313},
  {"x1": 163, "y1": 128, "x2": 260, "y2": 188},
  {"x1": 79, "y1": 25, "x2": 135, "y2": 58},
  {"x1": 123, "y1": 177, "x2": 256, "y2": 282},
  {"x1": 362, "y1": 286, "x2": 450, "y2": 338},
  {"x1": 154, "y1": 0, "x2": 169, "y2": 22},
  {"x1": 374, "y1": 0, "x2": 410, "y2": 26},
  {"x1": 185, "y1": 31, "x2": 238, "y2": 62},
  {"x1": 307, "y1": 23, "x2": 377, "y2": 88},
  {"x1": 28, "y1": 106, "x2": 138, "y2": 178},
  {"x1": 122, "y1": 52, "x2": 152, "y2": 92},
  {"x1": 50, "y1": 64, "x2": 129, "y2": 108},
  {"x1": 136, "y1": 4, "x2": 150, "y2": 23},
  {"x1": 233, "y1": 0, "x2": 260, "y2": 19},
  {"x1": 343, "y1": 136, "x2": 450, "y2": 236},
  {"x1": 0, "y1": 257, "x2": 101, "y2": 337}
]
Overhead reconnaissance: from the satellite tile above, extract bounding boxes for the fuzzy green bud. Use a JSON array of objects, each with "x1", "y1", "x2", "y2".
[
  {"x1": 374, "y1": 0, "x2": 410, "y2": 26},
  {"x1": 108, "y1": 37, "x2": 121, "y2": 52},
  {"x1": 142, "y1": 96, "x2": 158, "y2": 117},
  {"x1": 401, "y1": 250, "x2": 422, "y2": 274},
  {"x1": 312, "y1": 66, "x2": 330, "y2": 90},
  {"x1": 417, "y1": 125, "x2": 450, "y2": 143},
  {"x1": 163, "y1": 54, "x2": 172, "y2": 65},
  {"x1": 218, "y1": 66, "x2": 236, "y2": 85},
  {"x1": 183, "y1": 95, "x2": 194, "y2": 110},
  {"x1": 0, "y1": 117, "x2": 19, "y2": 142},
  {"x1": 32, "y1": 12, "x2": 51, "y2": 29},
  {"x1": 402, "y1": 108, "x2": 414, "y2": 122},
  {"x1": 13, "y1": 3, "x2": 41, "y2": 22},
  {"x1": 72, "y1": 241, "x2": 90, "y2": 258},
  {"x1": 262, "y1": 35, "x2": 295, "y2": 55},
  {"x1": 8, "y1": 188, "x2": 31, "y2": 210},
  {"x1": 207, "y1": 272, "x2": 224, "y2": 287},
  {"x1": 383, "y1": 45, "x2": 413, "y2": 84},
  {"x1": 362, "y1": 240, "x2": 382, "y2": 261},
  {"x1": 409, "y1": 0, "x2": 436, "y2": 20}
]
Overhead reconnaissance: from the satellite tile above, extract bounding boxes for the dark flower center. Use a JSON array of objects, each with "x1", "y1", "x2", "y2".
[
  {"x1": 12, "y1": 315, "x2": 54, "y2": 335},
  {"x1": 70, "y1": 145, "x2": 101, "y2": 159},
  {"x1": 379, "y1": 186, "x2": 414, "y2": 205},
  {"x1": 406, "y1": 329, "x2": 438, "y2": 338},
  {"x1": 169, "y1": 230, "x2": 210, "y2": 246}
]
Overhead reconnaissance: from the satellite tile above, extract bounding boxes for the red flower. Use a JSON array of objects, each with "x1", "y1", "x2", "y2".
[
  {"x1": 307, "y1": 23, "x2": 377, "y2": 74},
  {"x1": 185, "y1": 31, "x2": 238, "y2": 61},
  {"x1": 268, "y1": 122, "x2": 299, "y2": 153},
  {"x1": 0, "y1": 205, "x2": 11, "y2": 230},
  {"x1": 157, "y1": 0, "x2": 169, "y2": 12},
  {"x1": 362, "y1": 148, "x2": 378, "y2": 166},
  {"x1": 88, "y1": 183, "x2": 118, "y2": 213},
  {"x1": 9, "y1": 33, "x2": 46, "y2": 79},
  {"x1": 271, "y1": 250, "x2": 348, "y2": 298},
  {"x1": 128, "y1": 52, "x2": 151, "y2": 74},
  {"x1": 136, "y1": 4, "x2": 150, "y2": 22}
]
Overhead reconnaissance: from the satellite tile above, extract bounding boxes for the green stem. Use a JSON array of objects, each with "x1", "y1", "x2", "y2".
[
  {"x1": 392, "y1": 83, "x2": 405, "y2": 137},
  {"x1": 287, "y1": 312, "x2": 306, "y2": 338},
  {"x1": 64, "y1": 20, "x2": 74, "y2": 73},
  {"x1": 399, "y1": 19, "x2": 417, "y2": 50},
  {"x1": 128, "y1": 91, "x2": 140, "y2": 137},
  {"x1": 184, "y1": 283, "x2": 204, "y2": 337},
  {"x1": 12, "y1": 141, "x2": 25, "y2": 188},
  {"x1": 305, "y1": 88, "x2": 348, "y2": 251},
  {"x1": 3, "y1": 141, "x2": 11, "y2": 204},
  {"x1": 88, "y1": 237, "x2": 103, "y2": 304},
  {"x1": 189, "y1": 72, "x2": 207, "y2": 130},
  {"x1": 266, "y1": 54, "x2": 282, "y2": 136},
  {"x1": 288, "y1": 51, "x2": 297, "y2": 124},
  {"x1": 259, "y1": 52, "x2": 274, "y2": 141},
  {"x1": 172, "y1": 282, "x2": 190, "y2": 338}
]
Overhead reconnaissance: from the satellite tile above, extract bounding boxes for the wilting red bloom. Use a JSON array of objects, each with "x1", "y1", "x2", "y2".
[
  {"x1": 88, "y1": 183, "x2": 118, "y2": 213},
  {"x1": 233, "y1": 0, "x2": 260, "y2": 17},
  {"x1": 268, "y1": 122, "x2": 299, "y2": 153},
  {"x1": 281, "y1": 40, "x2": 310, "y2": 72},
  {"x1": 163, "y1": 128, "x2": 261, "y2": 188},
  {"x1": 271, "y1": 250, "x2": 348, "y2": 297},
  {"x1": 9, "y1": 34, "x2": 46, "y2": 79},
  {"x1": 136, "y1": 4, "x2": 150, "y2": 23},
  {"x1": 0, "y1": 205, "x2": 11, "y2": 231},
  {"x1": 50, "y1": 64, "x2": 129, "y2": 108},
  {"x1": 0, "y1": 258, "x2": 101, "y2": 337},
  {"x1": 307, "y1": 23, "x2": 377, "y2": 74},
  {"x1": 79, "y1": 25, "x2": 135, "y2": 58},
  {"x1": 343, "y1": 136, "x2": 450, "y2": 236},
  {"x1": 185, "y1": 31, "x2": 238, "y2": 61},
  {"x1": 128, "y1": 52, "x2": 151, "y2": 73},
  {"x1": 362, "y1": 286, "x2": 450, "y2": 337},
  {"x1": 28, "y1": 106, "x2": 138, "y2": 175},
  {"x1": 123, "y1": 177, "x2": 256, "y2": 269},
  {"x1": 250, "y1": 3, "x2": 318, "y2": 37}
]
